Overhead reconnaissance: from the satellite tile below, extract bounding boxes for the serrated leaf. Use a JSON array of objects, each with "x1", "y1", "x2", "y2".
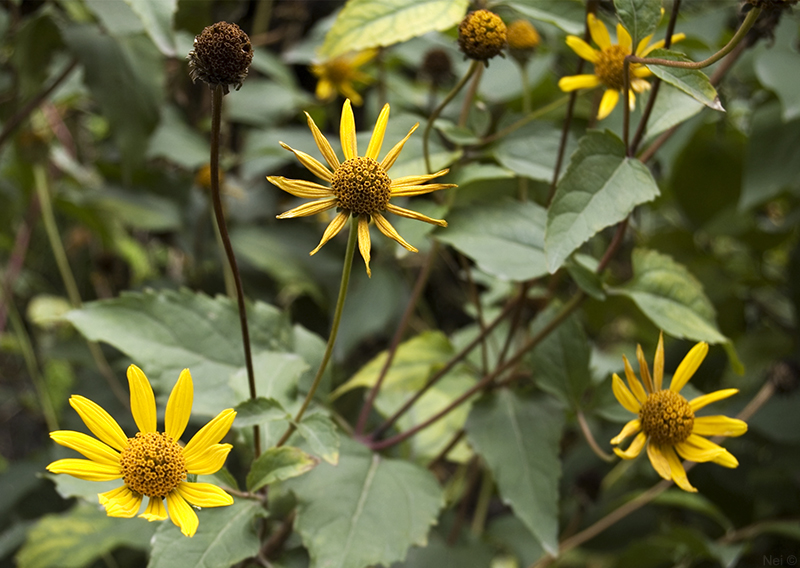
[
  {"x1": 287, "y1": 438, "x2": 444, "y2": 568},
  {"x1": 122, "y1": 0, "x2": 177, "y2": 56},
  {"x1": 465, "y1": 392, "x2": 564, "y2": 556},
  {"x1": 614, "y1": 0, "x2": 662, "y2": 45},
  {"x1": 319, "y1": 0, "x2": 469, "y2": 61},
  {"x1": 505, "y1": 0, "x2": 585, "y2": 35},
  {"x1": 296, "y1": 414, "x2": 341, "y2": 465},
  {"x1": 644, "y1": 49, "x2": 724, "y2": 111},
  {"x1": 545, "y1": 130, "x2": 660, "y2": 272},
  {"x1": 234, "y1": 397, "x2": 289, "y2": 428},
  {"x1": 247, "y1": 447, "x2": 319, "y2": 492},
  {"x1": 148, "y1": 500, "x2": 261, "y2": 568},
  {"x1": 436, "y1": 200, "x2": 548, "y2": 282},
  {"x1": 16, "y1": 503, "x2": 155, "y2": 568}
]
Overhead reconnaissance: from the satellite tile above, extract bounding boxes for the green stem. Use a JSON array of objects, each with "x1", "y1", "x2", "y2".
[
  {"x1": 479, "y1": 95, "x2": 569, "y2": 145},
  {"x1": 209, "y1": 203, "x2": 236, "y2": 299},
  {"x1": 458, "y1": 62, "x2": 484, "y2": 127},
  {"x1": 276, "y1": 216, "x2": 358, "y2": 447}
]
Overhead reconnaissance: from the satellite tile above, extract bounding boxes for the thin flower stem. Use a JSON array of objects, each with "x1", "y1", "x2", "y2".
[
  {"x1": 422, "y1": 60, "x2": 480, "y2": 173},
  {"x1": 0, "y1": 198, "x2": 38, "y2": 336},
  {"x1": 577, "y1": 410, "x2": 615, "y2": 462},
  {"x1": 354, "y1": 242, "x2": 438, "y2": 436},
  {"x1": 459, "y1": 254, "x2": 489, "y2": 375},
  {"x1": 458, "y1": 63, "x2": 484, "y2": 127},
  {"x1": 470, "y1": 467, "x2": 494, "y2": 536},
  {"x1": 209, "y1": 85, "x2": 260, "y2": 456},
  {"x1": 209, "y1": 203, "x2": 237, "y2": 299},
  {"x1": 277, "y1": 216, "x2": 358, "y2": 447}
]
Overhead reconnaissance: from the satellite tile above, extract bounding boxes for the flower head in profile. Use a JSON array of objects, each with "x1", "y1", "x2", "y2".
[
  {"x1": 311, "y1": 51, "x2": 374, "y2": 106},
  {"x1": 558, "y1": 14, "x2": 685, "y2": 119},
  {"x1": 47, "y1": 365, "x2": 236, "y2": 537},
  {"x1": 268, "y1": 99, "x2": 454, "y2": 277},
  {"x1": 610, "y1": 334, "x2": 747, "y2": 492}
]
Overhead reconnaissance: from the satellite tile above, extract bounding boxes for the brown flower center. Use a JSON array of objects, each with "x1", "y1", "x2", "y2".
[
  {"x1": 119, "y1": 432, "x2": 186, "y2": 498},
  {"x1": 594, "y1": 45, "x2": 632, "y2": 91},
  {"x1": 458, "y1": 9, "x2": 508, "y2": 62},
  {"x1": 331, "y1": 157, "x2": 391, "y2": 215},
  {"x1": 639, "y1": 390, "x2": 695, "y2": 445}
]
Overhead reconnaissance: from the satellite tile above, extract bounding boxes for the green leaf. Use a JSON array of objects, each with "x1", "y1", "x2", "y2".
[
  {"x1": 148, "y1": 500, "x2": 262, "y2": 568},
  {"x1": 465, "y1": 392, "x2": 564, "y2": 555},
  {"x1": 247, "y1": 447, "x2": 319, "y2": 492},
  {"x1": 754, "y1": 21, "x2": 800, "y2": 121},
  {"x1": 319, "y1": 0, "x2": 469, "y2": 61},
  {"x1": 613, "y1": 0, "x2": 662, "y2": 45},
  {"x1": 234, "y1": 397, "x2": 290, "y2": 428},
  {"x1": 492, "y1": 121, "x2": 578, "y2": 183},
  {"x1": 84, "y1": 0, "x2": 145, "y2": 36},
  {"x1": 505, "y1": 0, "x2": 585, "y2": 35},
  {"x1": 16, "y1": 503, "x2": 155, "y2": 568},
  {"x1": 287, "y1": 438, "x2": 444, "y2": 568},
  {"x1": 296, "y1": 414, "x2": 341, "y2": 465},
  {"x1": 565, "y1": 255, "x2": 606, "y2": 300},
  {"x1": 644, "y1": 49, "x2": 724, "y2": 111},
  {"x1": 653, "y1": 489, "x2": 733, "y2": 531},
  {"x1": 147, "y1": 105, "x2": 210, "y2": 169},
  {"x1": 90, "y1": 188, "x2": 182, "y2": 231},
  {"x1": 436, "y1": 199, "x2": 548, "y2": 282},
  {"x1": 545, "y1": 130, "x2": 660, "y2": 272},
  {"x1": 122, "y1": 0, "x2": 177, "y2": 56},
  {"x1": 643, "y1": 84, "x2": 704, "y2": 143}
]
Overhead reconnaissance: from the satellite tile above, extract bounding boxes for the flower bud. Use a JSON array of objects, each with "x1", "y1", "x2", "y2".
[
  {"x1": 187, "y1": 21, "x2": 253, "y2": 93},
  {"x1": 457, "y1": 9, "x2": 507, "y2": 65}
]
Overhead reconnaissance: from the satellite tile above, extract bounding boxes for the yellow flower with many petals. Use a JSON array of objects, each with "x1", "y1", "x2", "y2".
[
  {"x1": 558, "y1": 14, "x2": 685, "y2": 120},
  {"x1": 47, "y1": 365, "x2": 235, "y2": 537},
  {"x1": 268, "y1": 99, "x2": 454, "y2": 277},
  {"x1": 311, "y1": 51, "x2": 374, "y2": 106},
  {"x1": 610, "y1": 334, "x2": 747, "y2": 493}
]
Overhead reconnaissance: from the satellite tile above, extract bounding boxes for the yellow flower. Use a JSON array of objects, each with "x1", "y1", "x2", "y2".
[
  {"x1": 311, "y1": 51, "x2": 374, "y2": 106},
  {"x1": 47, "y1": 365, "x2": 236, "y2": 537},
  {"x1": 610, "y1": 334, "x2": 747, "y2": 493},
  {"x1": 268, "y1": 99, "x2": 454, "y2": 277},
  {"x1": 558, "y1": 14, "x2": 685, "y2": 120}
]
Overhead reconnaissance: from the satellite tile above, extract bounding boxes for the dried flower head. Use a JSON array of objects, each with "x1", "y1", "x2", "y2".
[
  {"x1": 458, "y1": 9, "x2": 507, "y2": 65},
  {"x1": 421, "y1": 48, "x2": 453, "y2": 86},
  {"x1": 188, "y1": 21, "x2": 253, "y2": 93},
  {"x1": 507, "y1": 20, "x2": 540, "y2": 63}
]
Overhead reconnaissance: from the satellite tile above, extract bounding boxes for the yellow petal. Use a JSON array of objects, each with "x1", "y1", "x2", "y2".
[
  {"x1": 314, "y1": 78, "x2": 335, "y2": 101},
  {"x1": 612, "y1": 373, "x2": 642, "y2": 414},
  {"x1": 165, "y1": 369, "x2": 193, "y2": 441},
  {"x1": 610, "y1": 418, "x2": 642, "y2": 445},
  {"x1": 279, "y1": 142, "x2": 333, "y2": 182},
  {"x1": 689, "y1": 388, "x2": 738, "y2": 412},
  {"x1": 267, "y1": 176, "x2": 333, "y2": 199},
  {"x1": 631, "y1": 78, "x2": 651, "y2": 93},
  {"x1": 47, "y1": 458, "x2": 122, "y2": 481},
  {"x1": 565, "y1": 36, "x2": 599, "y2": 63},
  {"x1": 632, "y1": 66, "x2": 653, "y2": 78},
  {"x1": 276, "y1": 197, "x2": 338, "y2": 219},
  {"x1": 69, "y1": 395, "x2": 128, "y2": 451},
  {"x1": 340, "y1": 99, "x2": 357, "y2": 160},
  {"x1": 341, "y1": 84, "x2": 363, "y2": 107},
  {"x1": 305, "y1": 111, "x2": 340, "y2": 170},
  {"x1": 670, "y1": 342, "x2": 709, "y2": 393},
  {"x1": 139, "y1": 496, "x2": 168, "y2": 521},
  {"x1": 653, "y1": 332, "x2": 665, "y2": 391},
  {"x1": 183, "y1": 409, "x2": 236, "y2": 464},
  {"x1": 176, "y1": 481, "x2": 234, "y2": 508},
  {"x1": 628, "y1": 89, "x2": 636, "y2": 111},
  {"x1": 597, "y1": 89, "x2": 619, "y2": 120},
  {"x1": 310, "y1": 211, "x2": 350, "y2": 255},
  {"x1": 558, "y1": 74, "x2": 601, "y2": 92},
  {"x1": 166, "y1": 491, "x2": 199, "y2": 537},
  {"x1": 50, "y1": 430, "x2": 120, "y2": 467},
  {"x1": 674, "y1": 434, "x2": 726, "y2": 463},
  {"x1": 635, "y1": 33, "x2": 654, "y2": 57},
  {"x1": 99, "y1": 486, "x2": 142, "y2": 518},
  {"x1": 390, "y1": 182, "x2": 456, "y2": 197},
  {"x1": 711, "y1": 448, "x2": 739, "y2": 468},
  {"x1": 662, "y1": 444, "x2": 697, "y2": 492},
  {"x1": 616, "y1": 23, "x2": 632, "y2": 52},
  {"x1": 385, "y1": 203, "x2": 447, "y2": 227},
  {"x1": 623, "y1": 355, "x2": 648, "y2": 402},
  {"x1": 692, "y1": 415, "x2": 748, "y2": 437},
  {"x1": 373, "y1": 213, "x2": 418, "y2": 252},
  {"x1": 127, "y1": 364, "x2": 157, "y2": 434},
  {"x1": 358, "y1": 215, "x2": 372, "y2": 278},
  {"x1": 636, "y1": 344, "x2": 655, "y2": 394},
  {"x1": 391, "y1": 169, "x2": 449, "y2": 187},
  {"x1": 646, "y1": 441, "x2": 672, "y2": 480},
  {"x1": 587, "y1": 13, "x2": 611, "y2": 49},
  {"x1": 366, "y1": 103, "x2": 390, "y2": 160},
  {"x1": 614, "y1": 431, "x2": 646, "y2": 459},
  {"x1": 380, "y1": 123, "x2": 419, "y2": 172},
  {"x1": 185, "y1": 443, "x2": 233, "y2": 475},
  {"x1": 640, "y1": 33, "x2": 686, "y2": 57}
]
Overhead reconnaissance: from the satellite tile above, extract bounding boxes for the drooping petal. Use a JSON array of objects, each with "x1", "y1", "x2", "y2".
[
  {"x1": 635, "y1": 34, "x2": 654, "y2": 57},
  {"x1": 587, "y1": 14, "x2": 611, "y2": 49},
  {"x1": 166, "y1": 491, "x2": 199, "y2": 537},
  {"x1": 616, "y1": 23, "x2": 633, "y2": 52},
  {"x1": 662, "y1": 444, "x2": 697, "y2": 492},
  {"x1": 99, "y1": 486, "x2": 142, "y2": 518},
  {"x1": 565, "y1": 36, "x2": 599, "y2": 63},
  {"x1": 622, "y1": 355, "x2": 648, "y2": 402},
  {"x1": 390, "y1": 182, "x2": 456, "y2": 197},
  {"x1": 558, "y1": 74, "x2": 602, "y2": 92},
  {"x1": 340, "y1": 99, "x2": 358, "y2": 160},
  {"x1": 165, "y1": 369, "x2": 193, "y2": 441},
  {"x1": 640, "y1": 33, "x2": 686, "y2": 57},
  {"x1": 612, "y1": 373, "x2": 642, "y2": 413},
  {"x1": 357, "y1": 215, "x2": 372, "y2": 277},
  {"x1": 276, "y1": 197, "x2": 338, "y2": 219},
  {"x1": 314, "y1": 78, "x2": 335, "y2": 102},
  {"x1": 711, "y1": 448, "x2": 739, "y2": 468},
  {"x1": 183, "y1": 409, "x2": 236, "y2": 464},
  {"x1": 279, "y1": 142, "x2": 333, "y2": 182},
  {"x1": 631, "y1": 78, "x2": 651, "y2": 93},
  {"x1": 139, "y1": 496, "x2": 168, "y2": 521},
  {"x1": 597, "y1": 88, "x2": 619, "y2": 120},
  {"x1": 176, "y1": 482, "x2": 234, "y2": 508},
  {"x1": 373, "y1": 213, "x2": 418, "y2": 252},
  {"x1": 185, "y1": 443, "x2": 233, "y2": 475},
  {"x1": 128, "y1": 365, "x2": 157, "y2": 434},
  {"x1": 267, "y1": 176, "x2": 334, "y2": 199},
  {"x1": 645, "y1": 441, "x2": 671, "y2": 480},
  {"x1": 310, "y1": 211, "x2": 350, "y2": 255},
  {"x1": 385, "y1": 203, "x2": 447, "y2": 227},
  {"x1": 674, "y1": 434, "x2": 726, "y2": 463},
  {"x1": 305, "y1": 111, "x2": 340, "y2": 170},
  {"x1": 366, "y1": 103, "x2": 390, "y2": 160},
  {"x1": 689, "y1": 388, "x2": 738, "y2": 412},
  {"x1": 610, "y1": 418, "x2": 642, "y2": 445},
  {"x1": 653, "y1": 332, "x2": 665, "y2": 391},
  {"x1": 50, "y1": 430, "x2": 120, "y2": 467},
  {"x1": 636, "y1": 344, "x2": 655, "y2": 394},
  {"x1": 69, "y1": 396, "x2": 128, "y2": 452},
  {"x1": 391, "y1": 169, "x2": 449, "y2": 187},
  {"x1": 380, "y1": 123, "x2": 418, "y2": 172},
  {"x1": 670, "y1": 342, "x2": 709, "y2": 393},
  {"x1": 692, "y1": 415, "x2": 748, "y2": 437},
  {"x1": 614, "y1": 431, "x2": 647, "y2": 459},
  {"x1": 632, "y1": 66, "x2": 653, "y2": 78},
  {"x1": 47, "y1": 458, "x2": 122, "y2": 481}
]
